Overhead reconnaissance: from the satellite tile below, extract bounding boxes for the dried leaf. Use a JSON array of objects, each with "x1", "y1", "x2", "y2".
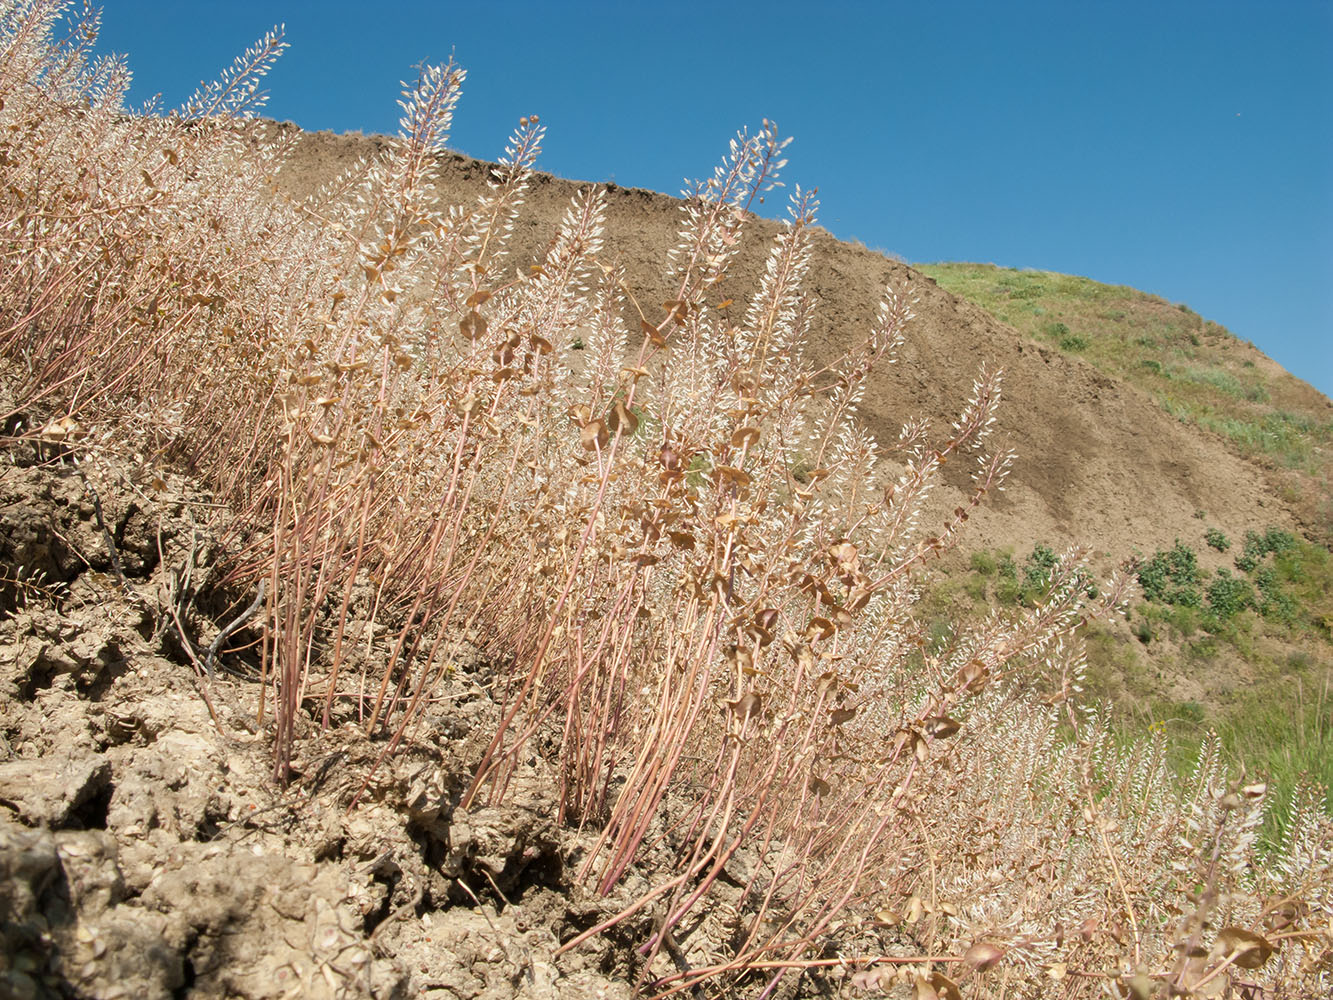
[
  {"x1": 723, "y1": 691, "x2": 763, "y2": 720},
  {"x1": 466, "y1": 289, "x2": 492, "y2": 308},
  {"x1": 608, "y1": 401, "x2": 639, "y2": 436},
  {"x1": 923, "y1": 716, "x2": 961, "y2": 740},
  {"x1": 806, "y1": 617, "x2": 834, "y2": 641},
  {"x1": 926, "y1": 973, "x2": 961, "y2": 1000},
  {"x1": 713, "y1": 465, "x2": 751, "y2": 486},
  {"x1": 830, "y1": 706, "x2": 856, "y2": 726},
  {"x1": 1117, "y1": 971, "x2": 1153, "y2": 1000},
  {"x1": 904, "y1": 895, "x2": 924, "y2": 923},
  {"x1": 731, "y1": 425, "x2": 760, "y2": 449},
  {"x1": 829, "y1": 541, "x2": 858, "y2": 570},
  {"x1": 1241, "y1": 781, "x2": 1267, "y2": 800},
  {"x1": 459, "y1": 310, "x2": 487, "y2": 340},
  {"x1": 962, "y1": 941, "x2": 1005, "y2": 972},
  {"x1": 1214, "y1": 926, "x2": 1273, "y2": 970}
]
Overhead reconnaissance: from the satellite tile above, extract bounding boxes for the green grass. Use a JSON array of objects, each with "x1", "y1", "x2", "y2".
[
  {"x1": 916, "y1": 263, "x2": 1333, "y2": 493},
  {"x1": 933, "y1": 534, "x2": 1333, "y2": 842}
]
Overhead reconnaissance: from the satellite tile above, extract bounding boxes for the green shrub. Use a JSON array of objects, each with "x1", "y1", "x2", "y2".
[
  {"x1": 1021, "y1": 543, "x2": 1060, "y2": 598},
  {"x1": 1236, "y1": 527, "x2": 1298, "y2": 572},
  {"x1": 1059, "y1": 334, "x2": 1089, "y2": 352},
  {"x1": 1138, "y1": 541, "x2": 1203, "y2": 606},
  {"x1": 1206, "y1": 569, "x2": 1253, "y2": 619},
  {"x1": 968, "y1": 550, "x2": 997, "y2": 576},
  {"x1": 1204, "y1": 527, "x2": 1231, "y2": 552}
]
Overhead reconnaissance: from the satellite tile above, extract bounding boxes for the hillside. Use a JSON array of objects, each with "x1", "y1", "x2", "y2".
[
  {"x1": 277, "y1": 129, "x2": 1333, "y2": 763},
  {"x1": 3, "y1": 16, "x2": 1331, "y2": 997},
  {"x1": 280, "y1": 127, "x2": 1324, "y2": 565}
]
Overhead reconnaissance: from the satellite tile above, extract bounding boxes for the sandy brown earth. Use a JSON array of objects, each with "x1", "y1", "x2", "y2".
[
  {"x1": 0, "y1": 446, "x2": 668, "y2": 999},
  {"x1": 272, "y1": 126, "x2": 1322, "y2": 572}
]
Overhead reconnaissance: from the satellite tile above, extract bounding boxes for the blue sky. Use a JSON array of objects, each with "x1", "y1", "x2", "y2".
[{"x1": 93, "y1": 1, "x2": 1332, "y2": 397}]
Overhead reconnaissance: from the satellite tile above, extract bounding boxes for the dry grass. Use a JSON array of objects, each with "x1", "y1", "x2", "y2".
[{"x1": 1, "y1": 4, "x2": 1330, "y2": 996}]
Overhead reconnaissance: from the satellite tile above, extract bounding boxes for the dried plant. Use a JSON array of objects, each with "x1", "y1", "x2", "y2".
[{"x1": 0, "y1": 4, "x2": 1328, "y2": 996}]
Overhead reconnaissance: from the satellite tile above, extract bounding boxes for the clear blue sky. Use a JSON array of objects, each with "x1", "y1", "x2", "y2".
[{"x1": 93, "y1": 1, "x2": 1332, "y2": 397}]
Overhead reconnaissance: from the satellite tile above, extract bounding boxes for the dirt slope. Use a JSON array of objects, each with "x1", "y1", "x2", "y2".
[{"x1": 276, "y1": 126, "x2": 1312, "y2": 567}]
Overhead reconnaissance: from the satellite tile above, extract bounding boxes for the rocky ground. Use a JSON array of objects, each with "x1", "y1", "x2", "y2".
[{"x1": 0, "y1": 445, "x2": 707, "y2": 1000}]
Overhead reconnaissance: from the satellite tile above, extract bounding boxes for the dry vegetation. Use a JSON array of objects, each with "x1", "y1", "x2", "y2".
[{"x1": 1, "y1": 3, "x2": 1330, "y2": 996}]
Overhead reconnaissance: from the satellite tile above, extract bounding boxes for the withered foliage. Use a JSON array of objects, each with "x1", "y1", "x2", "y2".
[{"x1": 0, "y1": 4, "x2": 1328, "y2": 996}]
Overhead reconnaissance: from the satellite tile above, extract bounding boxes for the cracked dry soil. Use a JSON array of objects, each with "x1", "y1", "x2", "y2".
[{"x1": 0, "y1": 447, "x2": 700, "y2": 1000}]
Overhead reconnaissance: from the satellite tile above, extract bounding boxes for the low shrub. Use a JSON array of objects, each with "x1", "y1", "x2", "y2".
[
  {"x1": 1138, "y1": 540, "x2": 1203, "y2": 606},
  {"x1": 1206, "y1": 568, "x2": 1254, "y2": 619}
]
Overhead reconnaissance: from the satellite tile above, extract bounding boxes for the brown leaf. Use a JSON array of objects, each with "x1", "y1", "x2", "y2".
[
  {"x1": 806, "y1": 617, "x2": 834, "y2": 641},
  {"x1": 608, "y1": 401, "x2": 639, "y2": 436},
  {"x1": 465, "y1": 289, "x2": 492, "y2": 308},
  {"x1": 829, "y1": 541, "x2": 858, "y2": 570},
  {"x1": 723, "y1": 691, "x2": 763, "y2": 720},
  {"x1": 830, "y1": 706, "x2": 856, "y2": 726},
  {"x1": 731, "y1": 425, "x2": 760, "y2": 449},
  {"x1": 926, "y1": 973, "x2": 961, "y2": 1000},
  {"x1": 1261, "y1": 896, "x2": 1303, "y2": 932},
  {"x1": 1117, "y1": 972, "x2": 1153, "y2": 1000},
  {"x1": 923, "y1": 716, "x2": 961, "y2": 740},
  {"x1": 459, "y1": 310, "x2": 487, "y2": 340},
  {"x1": 580, "y1": 420, "x2": 608, "y2": 451},
  {"x1": 713, "y1": 464, "x2": 751, "y2": 487},
  {"x1": 962, "y1": 941, "x2": 1005, "y2": 972},
  {"x1": 1214, "y1": 926, "x2": 1273, "y2": 970}
]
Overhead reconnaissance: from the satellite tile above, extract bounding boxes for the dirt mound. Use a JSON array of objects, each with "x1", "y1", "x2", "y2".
[{"x1": 272, "y1": 125, "x2": 1308, "y2": 568}]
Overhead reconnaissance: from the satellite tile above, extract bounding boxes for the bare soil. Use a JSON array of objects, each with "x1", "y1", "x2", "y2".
[{"x1": 0, "y1": 448, "x2": 666, "y2": 999}]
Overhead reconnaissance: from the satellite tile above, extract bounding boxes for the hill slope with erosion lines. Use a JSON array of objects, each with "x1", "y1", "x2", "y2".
[{"x1": 275, "y1": 126, "x2": 1313, "y2": 567}]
